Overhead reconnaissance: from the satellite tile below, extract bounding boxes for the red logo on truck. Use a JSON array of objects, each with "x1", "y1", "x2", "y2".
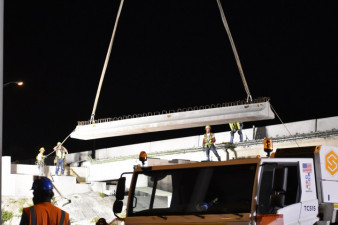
[{"x1": 326, "y1": 151, "x2": 338, "y2": 176}]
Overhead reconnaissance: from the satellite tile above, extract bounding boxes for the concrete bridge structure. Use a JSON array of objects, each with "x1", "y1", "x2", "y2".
[{"x1": 2, "y1": 116, "x2": 338, "y2": 198}]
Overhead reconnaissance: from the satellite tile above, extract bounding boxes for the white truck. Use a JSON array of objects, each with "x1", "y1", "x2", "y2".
[{"x1": 113, "y1": 145, "x2": 338, "y2": 225}]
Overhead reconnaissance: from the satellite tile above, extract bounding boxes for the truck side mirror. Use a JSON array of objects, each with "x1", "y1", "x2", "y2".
[
  {"x1": 113, "y1": 200, "x2": 123, "y2": 214},
  {"x1": 116, "y1": 177, "x2": 126, "y2": 200}
]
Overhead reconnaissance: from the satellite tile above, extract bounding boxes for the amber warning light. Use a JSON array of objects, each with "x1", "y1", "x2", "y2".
[
  {"x1": 139, "y1": 151, "x2": 147, "y2": 166},
  {"x1": 264, "y1": 138, "x2": 273, "y2": 157}
]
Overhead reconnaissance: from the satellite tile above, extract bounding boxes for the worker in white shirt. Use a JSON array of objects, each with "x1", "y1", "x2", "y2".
[{"x1": 36, "y1": 148, "x2": 46, "y2": 176}]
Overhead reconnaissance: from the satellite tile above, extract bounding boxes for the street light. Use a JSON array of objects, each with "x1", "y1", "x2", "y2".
[{"x1": 3, "y1": 81, "x2": 24, "y2": 87}]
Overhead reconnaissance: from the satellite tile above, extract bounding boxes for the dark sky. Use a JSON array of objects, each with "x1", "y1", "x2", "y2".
[{"x1": 4, "y1": 0, "x2": 338, "y2": 161}]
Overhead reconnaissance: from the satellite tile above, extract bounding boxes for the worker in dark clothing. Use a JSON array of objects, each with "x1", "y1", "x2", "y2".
[
  {"x1": 202, "y1": 125, "x2": 221, "y2": 161},
  {"x1": 19, "y1": 177, "x2": 70, "y2": 225},
  {"x1": 229, "y1": 122, "x2": 243, "y2": 143}
]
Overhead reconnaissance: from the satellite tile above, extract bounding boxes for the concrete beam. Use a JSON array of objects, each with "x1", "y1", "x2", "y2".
[{"x1": 71, "y1": 101, "x2": 274, "y2": 140}]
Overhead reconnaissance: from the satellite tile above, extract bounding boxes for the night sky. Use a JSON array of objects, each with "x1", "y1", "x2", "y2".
[{"x1": 4, "y1": 0, "x2": 338, "y2": 161}]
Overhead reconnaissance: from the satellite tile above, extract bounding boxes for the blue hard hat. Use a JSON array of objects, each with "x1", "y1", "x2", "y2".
[{"x1": 31, "y1": 177, "x2": 53, "y2": 191}]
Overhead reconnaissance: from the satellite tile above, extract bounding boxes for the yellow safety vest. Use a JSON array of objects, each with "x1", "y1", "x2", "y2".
[
  {"x1": 229, "y1": 122, "x2": 241, "y2": 131},
  {"x1": 204, "y1": 133, "x2": 214, "y2": 148},
  {"x1": 56, "y1": 147, "x2": 66, "y2": 159}
]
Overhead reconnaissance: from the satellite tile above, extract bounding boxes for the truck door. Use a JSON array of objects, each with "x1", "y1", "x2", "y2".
[{"x1": 257, "y1": 162, "x2": 302, "y2": 225}]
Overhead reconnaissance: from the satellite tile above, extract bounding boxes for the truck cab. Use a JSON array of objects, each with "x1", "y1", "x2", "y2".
[{"x1": 113, "y1": 146, "x2": 338, "y2": 225}]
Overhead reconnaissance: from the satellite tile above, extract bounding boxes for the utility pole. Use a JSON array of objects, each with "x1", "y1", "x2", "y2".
[{"x1": 0, "y1": 0, "x2": 4, "y2": 222}]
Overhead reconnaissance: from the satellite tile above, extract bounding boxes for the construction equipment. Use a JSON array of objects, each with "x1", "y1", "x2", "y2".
[
  {"x1": 70, "y1": 0, "x2": 276, "y2": 140},
  {"x1": 113, "y1": 145, "x2": 338, "y2": 225}
]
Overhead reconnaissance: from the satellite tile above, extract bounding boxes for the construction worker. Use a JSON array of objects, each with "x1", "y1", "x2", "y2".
[
  {"x1": 36, "y1": 148, "x2": 45, "y2": 176},
  {"x1": 53, "y1": 142, "x2": 68, "y2": 176},
  {"x1": 202, "y1": 125, "x2": 221, "y2": 161},
  {"x1": 229, "y1": 122, "x2": 243, "y2": 143},
  {"x1": 19, "y1": 177, "x2": 70, "y2": 225}
]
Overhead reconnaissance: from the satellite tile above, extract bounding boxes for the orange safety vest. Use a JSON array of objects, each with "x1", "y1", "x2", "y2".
[{"x1": 23, "y1": 202, "x2": 70, "y2": 225}]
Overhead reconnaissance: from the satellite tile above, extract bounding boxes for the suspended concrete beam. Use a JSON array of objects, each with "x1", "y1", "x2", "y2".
[{"x1": 71, "y1": 101, "x2": 275, "y2": 140}]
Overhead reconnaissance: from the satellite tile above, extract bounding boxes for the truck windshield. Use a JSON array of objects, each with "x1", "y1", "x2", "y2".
[{"x1": 128, "y1": 163, "x2": 257, "y2": 216}]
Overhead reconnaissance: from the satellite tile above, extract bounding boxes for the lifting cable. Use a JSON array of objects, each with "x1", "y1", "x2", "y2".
[
  {"x1": 90, "y1": 0, "x2": 125, "y2": 123},
  {"x1": 270, "y1": 104, "x2": 300, "y2": 147},
  {"x1": 89, "y1": 0, "x2": 252, "y2": 124},
  {"x1": 216, "y1": 0, "x2": 252, "y2": 103}
]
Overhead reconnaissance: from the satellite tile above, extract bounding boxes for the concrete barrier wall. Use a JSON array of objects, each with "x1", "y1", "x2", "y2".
[
  {"x1": 13, "y1": 174, "x2": 35, "y2": 197},
  {"x1": 52, "y1": 176, "x2": 91, "y2": 196},
  {"x1": 11, "y1": 163, "x2": 89, "y2": 179},
  {"x1": 65, "y1": 150, "x2": 91, "y2": 164},
  {"x1": 2, "y1": 157, "x2": 35, "y2": 197},
  {"x1": 2, "y1": 156, "x2": 13, "y2": 196},
  {"x1": 88, "y1": 159, "x2": 134, "y2": 182},
  {"x1": 3, "y1": 158, "x2": 91, "y2": 197},
  {"x1": 70, "y1": 167, "x2": 89, "y2": 179},
  {"x1": 11, "y1": 163, "x2": 39, "y2": 175},
  {"x1": 258, "y1": 119, "x2": 317, "y2": 139},
  {"x1": 317, "y1": 116, "x2": 338, "y2": 132}
]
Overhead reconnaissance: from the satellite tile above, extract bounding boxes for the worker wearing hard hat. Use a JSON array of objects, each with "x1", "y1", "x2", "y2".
[
  {"x1": 36, "y1": 148, "x2": 46, "y2": 176},
  {"x1": 53, "y1": 142, "x2": 68, "y2": 176},
  {"x1": 229, "y1": 122, "x2": 243, "y2": 143},
  {"x1": 202, "y1": 125, "x2": 221, "y2": 161},
  {"x1": 19, "y1": 177, "x2": 70, "y2": 225}
]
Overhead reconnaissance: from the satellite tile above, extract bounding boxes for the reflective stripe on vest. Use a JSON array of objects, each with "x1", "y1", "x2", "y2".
[
  {"x1": 29, "y1": 206, "x2": 66, "y2": 225},
  {"x1": 204, "y1": 133, "x2": 214, "y2": 148},
  {"x1": 59, "y1": 210, "x2": 65, "y2": 225},
  {"x1": 30, "y1": 207, "x2": 37, "y2": 225}
]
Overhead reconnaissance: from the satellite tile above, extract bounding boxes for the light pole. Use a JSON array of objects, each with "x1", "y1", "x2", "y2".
[
  {"x1": 4, "y1": 81, "x2": 24, "y2": 87},
  {"x1": 1, "y1": 0, "x2": 4, "y2": 222}
]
